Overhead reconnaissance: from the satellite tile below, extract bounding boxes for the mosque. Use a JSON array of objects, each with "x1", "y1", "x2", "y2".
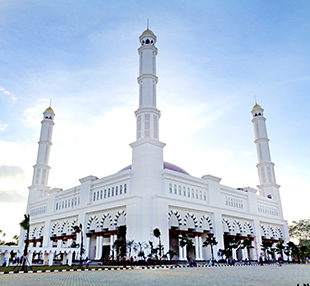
[{"x1": 1, "y1": 27, "x2": 289, "y2": 265}]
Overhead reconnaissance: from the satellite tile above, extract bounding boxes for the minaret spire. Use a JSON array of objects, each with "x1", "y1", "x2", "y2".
[
  {"x1": 135, "y1": 26, "x2": 160, "y2": 141},
  {"x1": 30, "y1": 106, "x2": 55, "y2": 191},
  {"x1": 251, "y1": 103, "x2": 279, "y2": 199}
]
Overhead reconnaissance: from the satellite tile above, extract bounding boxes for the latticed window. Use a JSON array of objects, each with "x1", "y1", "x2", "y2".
[
  {"x1": 116, "y1": 186, "x2": 118, "y2": 196},
  {"x1": 120, "y1": 185, "x2": 122, "y2": 194},
  {"x1": 169, "y1": 184, "x2": 172, "y2": 193}
]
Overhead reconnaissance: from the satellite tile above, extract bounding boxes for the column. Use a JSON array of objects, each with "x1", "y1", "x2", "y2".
[
  {"x1": 232, "y1": 248, "x2": 237, "y2": 260},
  {"x1": 183, "y1": 245, "x2": 187, "y2": 261},
  {"x1": 95, "y1": 236, "x2": 100, "y2": 259},
  {"x1": 113, "y1": 234, "x2": 117, "y2": 260},
  {"x1": 85, "y1": 236, "x2": 91, "y2": 258},
  {"x1": 110, "y1": 234, "x2": 114, "y2": 258},
  {"x1": 195, "y1": 236, "x2": 199, "y2": 260},
  {"x1": 68, "y1": 252, "x2": 73, "y2": 266},
  {"x1": 198, "y1": 236, "x2": 203, "y2": 260},
  {"x1": 4, "y1": 251, "x2": 10, "y2": 267},
  {"x1": 67, "y1": 238, "x2": 73, "y2": 247},
  {"x1": 97, "y1": 236, "x2": 103, "y2": 260},
  {"x1": 179, "y1": 245, "x2": 183, "y2": 260},
  {"x1": 57, "y1": 239, "x2": 62, "y2": 248},
  {"x1": 48, "y1": 252, "x2": 54, "y2": 266},
  {"x1": 242, "y1": 248, "x2": 248, "y2": 261},
  {"x1": 27, "y1": 251, "x2": 33, "y2": 266}
]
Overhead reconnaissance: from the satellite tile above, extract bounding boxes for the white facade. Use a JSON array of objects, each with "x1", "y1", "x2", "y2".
[{"x1": 1, "y1": 28, "x2": 289, "y2": 265}]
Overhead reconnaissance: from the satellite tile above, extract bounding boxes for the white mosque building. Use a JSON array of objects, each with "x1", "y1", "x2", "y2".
[{"x1": 1, "y1": 27, "x2": 289, "y2": 265}]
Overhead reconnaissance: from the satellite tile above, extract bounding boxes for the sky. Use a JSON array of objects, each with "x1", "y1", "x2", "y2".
[{"x1": 0, "y1": 0, "x2": 309, "y2": 241}]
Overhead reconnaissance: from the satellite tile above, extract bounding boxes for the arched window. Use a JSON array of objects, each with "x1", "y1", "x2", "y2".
[
  {"x1": 146, "y1": 39, "x2": 150, "y2": 44},
  {"x1": 183, "y1": 187, "x2": 186, "y2": 196},
  {"x1": 169, "y1": 183, "x2": 172, "y2": 193},
  {"x1": 192, "y1": 189, "x2": 194, "y2": 198},
  {"x1": 97, "y1": 191, "x2": 99, "y2": 200},
  {"x1": 179, "y1": 186, "x2": 182, "y2": 195},
  {"x1": 124, "y1": 184, "x2": 127, "y2": 193},
  {"x1": 108, "y1": 188, "x2": 110, "y2": 197},
  {"x1": 56, "y1": 203, "x2": 58, "y2": 210},
  {"x1": 174, "y1": 185, "x2": 177, "y2": 194},
  {"x1": 187, "y1": 188, "x2": 190, "y2": 197},
  {"x1": 100, "y1": 190, "x2": 103, "y2": 199},
  {"x1": 120, "y1": 185, "x2": 123, "y2": 194},
  {"x1": 93, "y1": 193, "x2": 96, "y2": 201},
  {"x1": 195, "y1": 190, "x2": 198, "y2": 199},
  {"x1": 116, "y1": 186, "x2": 118, "y2": 196},
  {"x1": 104, "y1": 189, "x2": 107, "y2": 198},
  {"x1": 200, "y1": 190, "x2": 202, "y2": 200},
  {"x1": 112, "y1": 187, "x2": 114, "y2": 196}
]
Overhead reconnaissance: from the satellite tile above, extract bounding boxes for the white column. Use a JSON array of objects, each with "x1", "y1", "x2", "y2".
[
  {"x1": 242, "y1": 248, "x2": 248, "y2": 261},
  {"x1": 4, "y1": 251, "x2": 10, "y2": 267},
  {"x1": 57, "y1": 239, "x2": 62, "y2": 248},
  {"x1": 67, "y1": 238, "x2": 73, "y2": 247},
  {"x1": 97, "y1": 236, "x2": 103, "y2": 260},
  {"x1": 198, "y1": 236, "x2": 203, "y2": 260},
  {"x1": 183, "y1": 245, "x2": 187, "y2": 261},
  {"x1": 85, "y1": 236, "x2": 90, "y2": 258},
  {"x1": 179, "y1": 245, "x2": 183, "y2": 260},
  {"x1": 48, "y1": 252, "x2": 54, "y2": 266},
  {"x1": 113, "y1": 234, "x2": 117, "y2": 260},
  {"x1": 27, "y1": 251, "x2": 33, "y2": 266},
  {"x1": 68, "y1": 252, "x2": 73, "y2": 266},
  {"x1": 194, "y1": 236, "x2": 199, "y2": 260},
  {"x1": 110, "y1": 234, "x2": 114, "y2": 258},
  {"x1": 95, "y1": 236, "x2": 99, "y2": 259},
  {"x1": 232, "y1": 248, "x2": 237, "y2": 260}
]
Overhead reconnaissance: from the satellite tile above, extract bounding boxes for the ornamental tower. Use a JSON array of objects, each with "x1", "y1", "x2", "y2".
[
  {"x1": 251, "y1": 103, "x2": 281, "y2": 202},
  {"x1": 135, "y1": 27, "x2": 160, "y2": 141},
  {"x1": 29, "y1": 106, "x2": 55, "y2": 198}
]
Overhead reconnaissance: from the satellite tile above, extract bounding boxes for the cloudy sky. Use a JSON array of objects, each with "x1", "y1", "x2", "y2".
[{"x1": 0, "y1": 0, "x2": 309, "y2": 241}]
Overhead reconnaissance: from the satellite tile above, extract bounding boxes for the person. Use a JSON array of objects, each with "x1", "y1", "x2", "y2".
[
  {"x1": 86, "y1": 258, "x2": 91, "y2": 267},
  {"x1": 278, "y1": 257, "x2": 282, "y2": 267},
  {"x1": 259, "y1": 256, "x2": 263, "y2": 266},
  {"x1": 2, "y1": 257, "x2": 6, "y2": 267}
]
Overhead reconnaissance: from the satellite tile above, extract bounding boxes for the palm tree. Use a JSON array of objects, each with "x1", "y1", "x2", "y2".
[
  {"x1": 179, "y1": 233, "x2": 194, "y2": 258},
  {"x1": 72, "y1": 223, "x2": 83, "y2": 267},
  {"x1": 127, "y1": 239, "x2": 135, "y2": 258},
  {"x1": 261, "y1": 240, "x2": 273, "y2": 261},
  {"x1": 203, "y1": 235, "x2": 218, "y2": 261},
  {"x1": 153, "y1": 228, "x2": 162, "y2": 257},
  {"x1": 241, "y1": 238, "x2": 254, "y2": 261},
  {"x1": 275, "y1": 239, "x2": 285, "y2": 259},
  {"x1": 166, "y1": 249, "x2": 177, "y2": 260},
  {"x1": 20, "y1": 214, "x2": 30, "y2": 271}
]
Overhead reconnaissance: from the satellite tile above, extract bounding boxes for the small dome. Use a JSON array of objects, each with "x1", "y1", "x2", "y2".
[
  {"x1": 142, "y1": 29, "x2": 154, "y2": 35},
  {"x1": 45, "y1": 106, "x2": 54, "y2": 113},
  {"x1": 252, "y1": 103, "x2": 262, "y2": 110},
  {"x1": 118, "y1": 162, "x2": 189, "y2": 175}
]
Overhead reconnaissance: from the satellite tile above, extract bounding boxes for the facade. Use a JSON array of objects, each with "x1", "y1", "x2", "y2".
[{"x1": 1, "y1": 28, "x2": 289, "y2": 266}]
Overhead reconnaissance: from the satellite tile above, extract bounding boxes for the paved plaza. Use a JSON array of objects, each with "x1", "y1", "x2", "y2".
[{"x1": 0, "y1": 265, "x2": 309, "y2": 286}]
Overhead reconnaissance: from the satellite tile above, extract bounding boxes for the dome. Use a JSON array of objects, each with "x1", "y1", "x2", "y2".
[
  {"x1": 252, "y1": 103, "x2": 262, "y2": 110},
  {"x1": 118, "y1": 162, "x2": 190, "y2": 175},
  {"x1": 142, "y1": 29, "x2": 154, "y2": 35},
  {"x1": 45, "y1": 106, "x2": 54, "y2": 113}
]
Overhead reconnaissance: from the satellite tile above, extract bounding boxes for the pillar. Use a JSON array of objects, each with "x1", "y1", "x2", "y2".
[
  {"x1": 57, "y1": 239, "x2": 62, "y2": 248},
  {"x1": 198, "y1": 236, "x2": 203, "y2": 260},
  {"x1": 68, "y1": 252, "x2": 73, "y2": 266},
  {"x1": 85, "y1": 236, "x2": 90, "y2": 258},
  {"x1": 48, "y1": 252, "x2": 54, "y2": 266},
  {"x1": 113, "y1": 234, "x2": 117, "y2": 259},
  {"x1": 110, "y1": 234, "x2": 114, "y2": 258},
  {"x1": 27, "y1": 251, "x2": 33, "y2": 266},
  {"x1": 232, "y1": 248, "x2": 237, "y2": 260},
  {"x1": 195, "y1": 236, "x2": 199, "y2": 260},
  {"x1": 242, "y1": 248, "x2": 248, "y2": 261},
  {"x1": 179, "y1": 245, "x2": 183, "y2": 260}
]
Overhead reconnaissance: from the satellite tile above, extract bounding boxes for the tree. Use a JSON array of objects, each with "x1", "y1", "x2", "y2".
[
  {"x1": 261, "y1": 240, "x2": 273, "y2": 261},
  {"x1": 289, "y1": 219, "x2": 310, "y2": 241},
  {"x1": 275, "y1": 239, "x2": 285, "y2": 259},
  {"x1": 126, "y1": 239, "x2": 135, "y2": 258},
  {"x1": 20, "y1": 214, "x2": 30, "y2": 271},
  {"x1": 241, "y1": 238, "x2": 254, "y2": 261},
  {"x1": 179, "y1": 233, "x2": 194, "y2": 258},
  {"x1": 166, "y1": 249, "x2": 177, "y2": 260},
  {"x1": 72, "y1": 223, "x2": 83, "y2": 267},
  {"x1": 202, "y1": 236, "x2": 218, "y2": 261},
  {"x1": 113, "y1": 225, "x2": 127, "y2": 260},
  {"x1": 153, "y1": 228, "x2": 162, "y2": 257}
]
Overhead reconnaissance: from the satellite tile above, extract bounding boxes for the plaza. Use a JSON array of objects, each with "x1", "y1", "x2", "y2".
[{"x1": 0, "y1": 265, "x2": 309, "y2": 286}]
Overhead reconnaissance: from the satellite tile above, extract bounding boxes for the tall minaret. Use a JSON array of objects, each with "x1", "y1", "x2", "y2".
[
  {"x1": 135, "y1": 27, "x2": 160, "y2": 140},
  {"x1": 251, "y1": 103, "x2": 280, "y2": 200},
  {"x1": 29, "y1": 106, "x2": 55, "y2": 197}
]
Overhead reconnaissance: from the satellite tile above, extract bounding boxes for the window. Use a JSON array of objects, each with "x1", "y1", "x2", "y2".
[
  {"x1": 120, "y1": 185, "x2": 123, "y2": 195},
  {"x1": 78, "y1": 197, "x2": 80, "y2": 204},
  {"x1": 188, "y1": 188, "x2": 190, "y2": 197},
  {"x1": 196, "y1": 190, "x2": 198, "y2": 199},
  {"x1": 174, "y1": 185, "x2": 177, "y2": 194},
  {"x1": 65, "y1": 200, "x2": 67, "y2": 208},
  {"x1": 97, "y1": 191, "x2": 99, "y2": 200},
  {"x1": 100, "y1": 190, "x2": 103, "y2": 199},
  {"x1": 93, "y1": 192, "x2": 96, "y2": 201},
  {"x1": 56, "y1": 203, "x2": 58, "y2": 210},
  {"x1": 75, "y1": 197, "x2": 77, "y2": 206},
  {"x1": 124, "y1": 184, "x2": 127, "y2": 193},
  {"x1": 108, "y1": 188, "x2": 110, "y2": 197},
  {"x1": 116, "y1": 186, "x2": 118, "y2": 196},
  {"x1": 191, "y1": 189, "x2": 194, "y2": 198},
  {"x1": 179, "y1": 186, "x2": 181, "y2": 195},
  {"x1": 62, "y1": 201, "x2": 64, "y2": 208},
  {"x1": 104, "y1": 189, "x2": 107, "y2": 198},
  {"x1": 71, "y1": 199, "x2": 73, "y2": 207},
  {"x1": 112, "y1": 187, "x2": 114, "y2": 196},
  {"x1": 200, "y1": 190, "x2": 202, "y2": 200},
  {"x1": 169, "y1": 184, "x2": 172, "y2": 193},
  {"x1": 183, "y1": 187, "x2": 186, "y2": 196}
]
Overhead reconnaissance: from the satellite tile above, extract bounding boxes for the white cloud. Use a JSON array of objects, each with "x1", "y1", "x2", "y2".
[
  {"x1": 0, "y1": 121, "x2": 8, "y2": 132},
  {"x1": 22, "y1": 101, "x2": 50, "y2": 127},
  {"x1": 0, "y1": 86, "x2": 17, "y2": 102},
  {"x1": 243, "y1": 151, "x2": 253, "y2": 156}
]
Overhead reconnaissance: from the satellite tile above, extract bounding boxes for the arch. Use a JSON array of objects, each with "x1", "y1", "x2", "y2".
[
  {"x1": 60, "y1": 220, "x2": 69, "y2": 234},
  {"x1": 232, "y1": 220, "x2": 243, "y2": 235},
  {"x1": 51, "y1": 222, "x2": 61, "y2": 235},
  {"x1": 30, "y1": 226, "x2": 37, "y2": 238},
  {"x1": 199, "y1": 215, "x2": 213, "y2": 231},
  {"x1": 38, "y1": 225, "x2": 45, "y2": 237},
  {"x1": 114, "y1": 210, "x2": 126, "y2": 226},
  {"x1": 168, "y1": 210, "x2": 182, "y2": 228},
  {"x1": 71, "y1": 218, "x2": 79, "y2": 229},
  {"x1": 100, "y1": 213, "x2": 113, "y2": 228},
  {"x1": 274, "y1": 227, "x2": 284, "y2": 239},
  {"x1": 222, "y1": 218, "x2": 232, "y2": 233},
  {"x1": 184, "y1": 213, "x2": 198, "y2": 229},
  {"x1": 243, "y1": 222, "x2": 254, "y2": 235},
  {"x1": 87, "y1": 216, "x2": 100, "y2": 230}
]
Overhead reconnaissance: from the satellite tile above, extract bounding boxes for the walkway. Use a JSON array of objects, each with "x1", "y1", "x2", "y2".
[{"x1": 0, "y1": 264, "x2": 309, "y2": 286}]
